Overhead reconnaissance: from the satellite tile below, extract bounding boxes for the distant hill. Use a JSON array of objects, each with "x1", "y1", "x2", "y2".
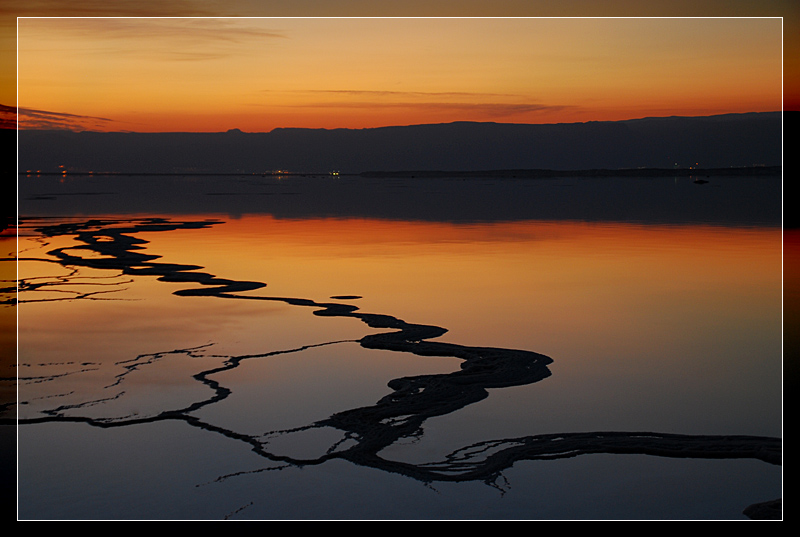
[{"x1": 17, "y1": 112, "x2": 784, "y2": 175}]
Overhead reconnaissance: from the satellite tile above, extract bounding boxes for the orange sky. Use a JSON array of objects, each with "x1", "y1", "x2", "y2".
[{"x1": 2, "y1": 2, "x2": 797, "y2": 132}]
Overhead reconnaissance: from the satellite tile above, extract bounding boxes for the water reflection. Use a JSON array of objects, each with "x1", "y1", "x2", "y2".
[{"x1": 8, "y1": 213, "x2": 782, "y2": 519}]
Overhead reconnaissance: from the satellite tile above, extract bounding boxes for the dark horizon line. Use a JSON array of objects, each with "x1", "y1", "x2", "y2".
[
  {"x1": 7, "y1": 109, "x2": 789, "y2": 135},
  {"x1": 18, "y1": 164, "x2": 782, "y2": 179}
]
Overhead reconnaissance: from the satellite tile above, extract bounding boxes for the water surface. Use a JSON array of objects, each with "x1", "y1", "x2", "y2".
[{"x1": 8, "y1": 173, "x2": 782, "y2": 520}]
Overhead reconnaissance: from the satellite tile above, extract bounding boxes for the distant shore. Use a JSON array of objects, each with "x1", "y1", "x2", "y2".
[
  {"x1": 18, "y1": 165, "x2": 781, "y2": 178},
  {"x1": 358, "y1": 166, "x2": 782, "y2": 178}
]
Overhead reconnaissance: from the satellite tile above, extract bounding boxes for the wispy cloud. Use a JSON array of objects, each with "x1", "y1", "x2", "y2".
[
  {"x1": 18, "y1": 18, "x2": 288, "y2": 63},
  {"x1": 17, "y1": 106, "x2": 116, "y2": 131},
  {"x1": 305, "y1": 101, "x2": 567, "y2": 118},
  {"x1": 71, "y1": 18, "x2": 288, "y2": 43},
  {"x1": 264, "y1": 91, "x2": 569, "y2": 119},
  {"x1": 261, "y1": 89, "x2": 569, "y2": 118},
  {"x1": 0, "y1": 103, "x2": 15, "y2": 129},
  {"x1": 2, "y1": 0, "x2": 217, "y2": 18},
  {"x1": 303, "y1": 89, "x2": 524, "y2": 99}
]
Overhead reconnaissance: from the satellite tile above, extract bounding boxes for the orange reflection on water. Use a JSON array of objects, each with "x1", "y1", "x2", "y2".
[
  {"x1": 141, "y1": 215, "x2": 783, "y2": 433},
  {"x1": 0, "y1": 233, "x2": 16, "y2": 411},
  {"x1": 141, "y1": 215, "x2": 781, "y2": 351},
  {"x1": 14, "y1": 215, "x2": 783, "y2": 435}
]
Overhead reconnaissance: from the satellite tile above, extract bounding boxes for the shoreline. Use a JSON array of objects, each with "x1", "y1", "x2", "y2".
[
  {"x1": 359, "y1": 166, "x2": 781, "y2": 178},
  {"x1": 18, "y1": 165, "x2": 782, "y2": 179}
]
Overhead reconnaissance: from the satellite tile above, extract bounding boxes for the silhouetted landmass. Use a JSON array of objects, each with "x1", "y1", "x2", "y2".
[
  {"x1": 14, "y1": 112, "x2": 785, "y2": 228},
  {"x1": 743, "y1": 499, "x2": 782, "y2": 520},
  {"x1": 359, "y1": 166, "x2": 781, "y2": 178},
  {"x1": 17, "y1": 112, "x2": 784, "y2": 175},
  {"x1": 2, "y1": 128, "x2": 14, "y2": 231},
  {"x1": 19, "y1": 165, "x2": 781, "y2": 178}
]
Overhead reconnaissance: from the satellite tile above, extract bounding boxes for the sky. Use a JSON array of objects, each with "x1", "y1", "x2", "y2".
[{"x1": 2, "y1": 1, "x2": 798, "y2": 132}]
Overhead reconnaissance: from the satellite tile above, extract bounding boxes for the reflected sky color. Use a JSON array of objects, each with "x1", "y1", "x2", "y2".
[
  {"x1": 10, "y1": 206, "x2": 783, "y2": 518},
  {"x1": 16, "y1": 215, "x2": 782, "y2": 436},
  {"x1": 144, "y1": 217, "x2": 783, "y2": 397},
  {"x1": 15, "y1": 17, "x2": 783, "y2": 131}
]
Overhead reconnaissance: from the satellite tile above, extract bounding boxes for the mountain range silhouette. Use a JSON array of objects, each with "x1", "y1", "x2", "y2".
[{"x1": 16, "y1": 111, "x2": 783, "y2": 175}]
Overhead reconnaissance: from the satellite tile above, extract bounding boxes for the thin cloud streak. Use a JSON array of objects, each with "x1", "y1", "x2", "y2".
[
  {"x1": 261, "y1": 89, "x2": 571, "y2": 120},
  {"x1": 276, "y1": 100, "x2": 570, "y2": 119},
  {"x1": 0, "y1": 103, "x2": 15, "y2": 129},
  {"x1": 18, "y1": 18, "x2": 288, "y2": 43},
  {"x1": 17, "y1": 106, "x2": 116, "y2": 131},
  {"x1": 17, "y1": 18, "x2": 290, "y2": 74},
  {"x1": 302, "y1": 89, "x2": 525, "y2": 99},
  {"x1": 1, "y1": 0, "x2": 216, "y2": 18}
]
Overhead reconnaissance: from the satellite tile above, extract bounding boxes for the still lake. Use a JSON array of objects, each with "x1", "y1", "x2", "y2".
[{"x1": 8, "y1": 172, "x2": 782, "y2": 519}]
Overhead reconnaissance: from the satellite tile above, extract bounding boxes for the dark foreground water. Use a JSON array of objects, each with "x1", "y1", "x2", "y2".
[{"x1": 6, "y1": 173, "x2": 782, "y2": 520}]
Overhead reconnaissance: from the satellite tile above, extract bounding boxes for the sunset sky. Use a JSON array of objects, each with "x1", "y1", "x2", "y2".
[{"x1": 2, "y1": 1, "x2": 798, "y2": 132}]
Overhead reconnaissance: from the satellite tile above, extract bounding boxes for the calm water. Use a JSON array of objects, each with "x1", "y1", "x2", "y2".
[{"x1": 7, "y1": 173, "x2": 782, "y2": 519}]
